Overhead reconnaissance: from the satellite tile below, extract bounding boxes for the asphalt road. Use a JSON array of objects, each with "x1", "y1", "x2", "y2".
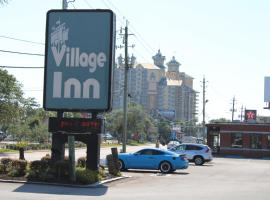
[{"x1": 0, "y1": 157, "x2": 270, "y2": 200}]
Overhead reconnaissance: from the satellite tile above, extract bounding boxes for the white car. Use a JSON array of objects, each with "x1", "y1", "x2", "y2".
[
  {"x1": 168, "y1": 143, "x2": 213, "y2": 165},
  {"x1": 167, "y1": 140, "x2": 181, "y2": 149}
]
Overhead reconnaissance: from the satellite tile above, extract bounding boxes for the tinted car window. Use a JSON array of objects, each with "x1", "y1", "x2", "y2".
[
  {"x1": 138, "y1": 149, "x2": 156, "y2": 155},
  {"x1": 137, "y1": 149, "x2": 165, "y2": 155},
  {"x1": 186, "y1": 145, "x2": 203, "y2": 150},
  {"x1": 152, "y1": 150, "x2": 165, "y2": 155}
]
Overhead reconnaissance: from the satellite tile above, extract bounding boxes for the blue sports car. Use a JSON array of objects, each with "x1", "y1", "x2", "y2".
[{"x1": 118, "y1": 148, "x2": 189, "y2": 173}]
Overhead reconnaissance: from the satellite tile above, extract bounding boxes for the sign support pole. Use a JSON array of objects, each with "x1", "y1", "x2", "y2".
[
  {"x1": 68, "y1": 134, "x2": 76, "y2": 182},
  {"x1": 61, "y1": 0, "x2": 76, "y2": 183}
]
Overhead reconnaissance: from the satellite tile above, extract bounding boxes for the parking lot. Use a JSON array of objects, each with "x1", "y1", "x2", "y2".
[
  {"x1": 107, "y1": 157, "x2": 270, "y2": 200},
  {"x1": 1, "y1": 152, "x2": 270, "y2": 200}
]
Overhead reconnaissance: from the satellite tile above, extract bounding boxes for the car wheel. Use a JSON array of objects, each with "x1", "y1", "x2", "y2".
[
  {"x1": 118, "y1": 159, "x2": 126, "y2": 171},
  {"x1": 194, "y1": 156, "x2": 204, "y2": 165},
  {"x1": 159, "y1": 161, "x2": 172, "y2": 173}
]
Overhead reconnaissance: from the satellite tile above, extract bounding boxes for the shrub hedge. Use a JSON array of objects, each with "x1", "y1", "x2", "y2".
[
  {"x1": 8, "y1": 159, "x2": 27, "y2": 177},
  {"x1": 77, "y1": 157, "x2": 86, "y2": 168},
  {"x1": 75, "y1": 167, "x2": 100, "y2": 184}
]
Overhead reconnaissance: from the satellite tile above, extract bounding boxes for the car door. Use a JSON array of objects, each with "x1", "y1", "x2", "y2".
[
  {"x1": 126, "y1": 149, "x2": 154, "y2": 169},
  {"x1": 185, "y1": 145, "x2": 199, "y2": 160}
]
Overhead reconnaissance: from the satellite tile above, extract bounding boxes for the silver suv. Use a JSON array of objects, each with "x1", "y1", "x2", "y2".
[{"x1": 168, "y1": 143, "x2": 213, "y2": 165}]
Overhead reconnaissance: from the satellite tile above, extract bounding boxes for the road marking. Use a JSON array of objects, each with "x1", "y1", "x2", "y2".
[{"x1": 150, "y1": 173, "x2": 171, "y2": 177}]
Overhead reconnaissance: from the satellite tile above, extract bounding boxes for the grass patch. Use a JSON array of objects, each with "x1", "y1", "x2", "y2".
[
  {"x1": 127, "y1": 140, "x2": 147, "y2": 146},
  {"x1": 101, "y1": 143, "x2": 121, "y2": 148},
  {"x1": 0, "y1": 148, "x2": 18, "y2": 153}
]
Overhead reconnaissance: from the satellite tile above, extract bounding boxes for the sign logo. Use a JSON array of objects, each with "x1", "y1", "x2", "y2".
[
  {"x1": 44, "y1": 10, "x2": 115, "y2": 111},
  {"x1": 245, "y1": 110, "x2": 257, "y2": 122},
  {"x1": 50, "y1": 20, "x2": 106, "y2": 72},
  {"x1": 50, "y1": 20, "x2": 69, "y2": 67}
]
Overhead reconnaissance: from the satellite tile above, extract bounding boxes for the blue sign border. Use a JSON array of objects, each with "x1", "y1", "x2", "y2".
[{"x1": 43, "y1": 9, "x2": 115, "y2": 112}]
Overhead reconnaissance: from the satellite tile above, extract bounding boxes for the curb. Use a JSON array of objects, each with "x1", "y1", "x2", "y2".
[{"x1": 0, "y1": 175, "x2": 131, "y2": 188}]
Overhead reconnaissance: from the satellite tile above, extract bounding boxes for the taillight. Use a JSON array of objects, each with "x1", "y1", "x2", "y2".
[{"x1": 205, "y1": 148, "x2": 209, "y2": 153}]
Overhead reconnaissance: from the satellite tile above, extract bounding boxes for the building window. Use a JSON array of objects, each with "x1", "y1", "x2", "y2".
[
  {"x1": 250, "y1": 134, "x2": 262, "y2": 149},
  {"x1": 231, "y1": 133, "x2": 243, "y2": 148}
]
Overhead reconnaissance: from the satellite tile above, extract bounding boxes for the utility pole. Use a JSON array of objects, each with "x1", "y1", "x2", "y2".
[
  {"x1": 62, "y1": 0, "x2": 75, "y2": 182},
  {"x1": 240, "y1": 105, "x2": 244, "y2": 122},
  {"x1": 202, "y1": 76, "x2": 206, "y2": 126},
  {"x1": 117, "y1": 21, "x2": 134, "y2": 153},
  {"x1": 62, "y1": 0, "x2": 68, "y2": 9},
  {"x1": 122, "y1": 21, "x2": 129, "y2": 153},
  {"x1": 231, "y1": 96, "x2": 236, "y2": 122},
  {"x1": 120, "y1": 20, "x2": 134, "y2": 153}
]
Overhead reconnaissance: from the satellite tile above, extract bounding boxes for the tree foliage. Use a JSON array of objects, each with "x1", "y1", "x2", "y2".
[
  {"x1": 157, "y1": 120, "x2": 171, "y2": 144},
  {"x1": 105, "y1": 103, "x2": 156, "y2": 142},
  {"x1": 0, "y1": 69, "x2": 51, "y2": 142},
  {"x1": 0, "y1": 69, "x2": 24, "y2": 129},
  {"x1": 209, "y1": 118, "x2": 230, "y2": 123}
]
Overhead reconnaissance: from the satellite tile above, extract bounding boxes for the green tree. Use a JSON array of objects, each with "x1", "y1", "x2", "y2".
[
  {"x1": 105, "y1": 103, "x2": 156, "y2": 143},
  {"x1": 0, "y1": 69, "x2": 24, "y2": 130},
  {"x1": 157, "y1": 120, "x2": 171, "y2": 144},
  {"x1": 209, "y1": 118, "x2": 230, "y2": 123},
  {"x1": 0, "y1": 69, "x2": 52, "y2": 144}
]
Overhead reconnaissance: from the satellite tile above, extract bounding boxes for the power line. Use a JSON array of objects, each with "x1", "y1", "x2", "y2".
[
  {"x1": 0, "y1": 49, "x2": 44, "y2": 56},
  {"x1": 23, "y1": 89, "x2": 43, "y2": 92},
  {"x1": 83, "y1": 0, "x2": 93, "y2": 8},
  {"x1": 0, "y1": 35, "x2": 44, "y2": 45},
  {"x1": 100, "y1": 0, "x2": 155, "y2": 57},
  {"x1": 0, "y1": 66, "x2": 44, "y2": 69},
  {"x1": 101, "y1": 0, "x2": 112, "y2": 10},
  {"x1": 70, "y1": 2, "x2": 76, "y2": 9}
]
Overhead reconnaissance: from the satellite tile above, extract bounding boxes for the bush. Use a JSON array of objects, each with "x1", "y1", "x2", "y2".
[
  {"x1": 29, "y1": 160, "x2": 50, "y2": 172},
  {"x1": 8, "y1": 159, "x2": 27, "y2": 177},
  {"x1": 75, "y1": 167, "x2": 100, "y2": 184},
  {"x1": 15, "y1": 141, "x2": 28, "y2": 149},
  {"x1": 27, "y1": 160, "x2": 53, "y2": 181},
  {"x1": 98, "y1": 166, "x2": 106, "y2": 179},
  {"x1": 8, "y1": 169, "x2": 21, "y2": 177},
  {"x1": 54, "y1": 160, "x2": 69, "y2": 179},
  {"x1": 41, "y1": 154, "x2": 51, "y2": 162},
  {"x1": 0, "y1": 163, "x2": 5, "y2": 174},
  {"x1": 0, "y1": 158, "x2": 13, "y2": 173},
  {"x1": 77, "y1": 157, "x2": 86, "y2": 168},
  {"x1": 1, "y1": 157, "x2": 13, "y2": 165}
]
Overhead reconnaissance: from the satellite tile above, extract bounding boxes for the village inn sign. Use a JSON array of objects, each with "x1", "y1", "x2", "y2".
[{"x1": 44, "y1": 10, "x2": 115, "y2": 111}]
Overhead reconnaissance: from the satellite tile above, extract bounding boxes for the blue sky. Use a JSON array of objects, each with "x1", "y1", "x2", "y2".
[{"x1": 1, "y1": 0, "x2": 270, "y2": 122}]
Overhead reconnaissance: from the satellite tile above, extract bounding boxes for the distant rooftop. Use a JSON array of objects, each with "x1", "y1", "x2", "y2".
[{"x1": 137, "y1": 63, "x2": 160, "y2": 70}]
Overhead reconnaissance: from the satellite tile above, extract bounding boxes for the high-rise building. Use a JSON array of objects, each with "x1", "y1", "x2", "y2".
[{"x1": 112, "y1": 50, "x2": 198, "y2": 122}]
